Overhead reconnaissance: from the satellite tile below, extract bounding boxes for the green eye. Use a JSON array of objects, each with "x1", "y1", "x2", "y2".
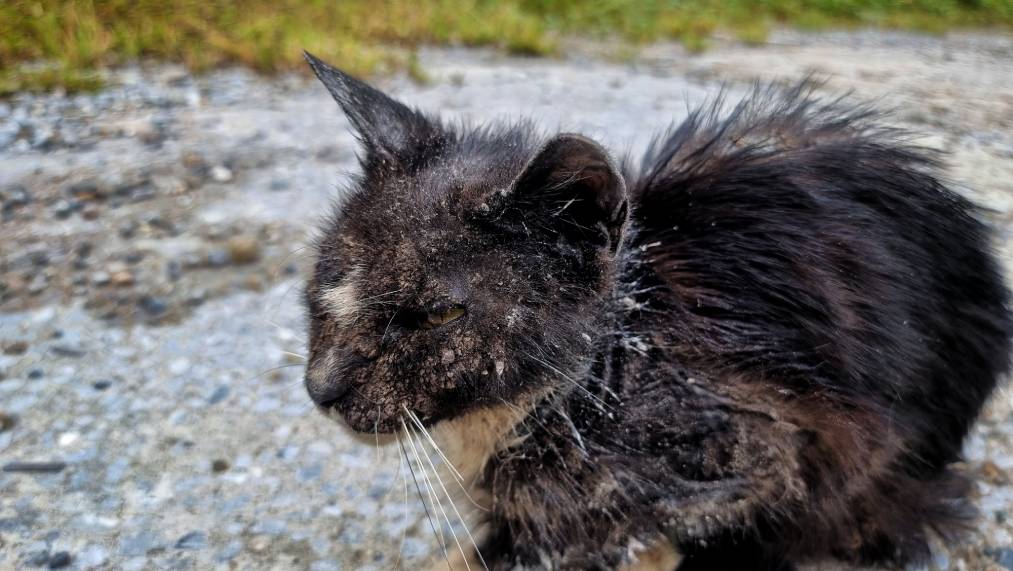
[{"x1": 422, "y1": 306, "x2": 466, "y2": 329}]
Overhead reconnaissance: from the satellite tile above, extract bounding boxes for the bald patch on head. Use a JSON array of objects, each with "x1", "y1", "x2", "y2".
[{"x1": 321, "y1": 268, "x2": 362, "y2": 326}]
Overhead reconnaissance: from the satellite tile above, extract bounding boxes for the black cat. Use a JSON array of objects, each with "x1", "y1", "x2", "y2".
[{"x1": 301, "y1": 52, "x2": 1011, "y2": 570}]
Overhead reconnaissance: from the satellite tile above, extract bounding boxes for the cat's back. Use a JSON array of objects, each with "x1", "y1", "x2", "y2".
[{"x1": 624, "y1": 81, "x2": 1011, "y2": 469}]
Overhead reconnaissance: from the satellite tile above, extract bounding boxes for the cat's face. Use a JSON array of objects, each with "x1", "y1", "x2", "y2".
[{"x1": 302, "y1": 53, "x2": 628, "y2": 434}]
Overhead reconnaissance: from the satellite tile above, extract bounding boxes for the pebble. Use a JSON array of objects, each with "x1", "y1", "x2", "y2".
[
  {"x1": 207, "y1": 249, "x2": 230, "y2": 267},
  {"x1": 110, "y1": 270, "x2": 135, "y2": 287},
  {"x1": 207, "y1": 386, "x2": 230, "y2": 405},
  {"x1": 47, "y1": 551, "x2": 72, "y2": 569},
  {"x1": 248, "y1": 535, "x2": 270, "y2": 553},
  {"x1": 64, "y1": 179, "x2": 101, "y2": 201},
  {"x1": 92, "y1": 379, "x2": 112, "y2": 390},
  {"x1": 118, "y1": 220, "x2": 139, "y2": 238},
  {"x1": 2, "y1": 184, "x2": 30, "y2": 211},
  {"x1": 2, "y1": 461, "x2": 68, "y2": 474},
  {"x1": 174, "y1": 531, "x2": 207, "y2": 550},
  {"x1": 0, "y1": 412, "x2": 16, "y2": 432},
  {"x1": 51, "y1": 344, "x2": 86, "y2": 358},
  {"x1": 226, "y1": 235, "x2": 261, "y2": 264},
  {"x1": 52, "y1": 199, "x2": 77, "y2": 219},
  {"x1": 3, "y1": 340, "x2": 28, "y2": 355},
  {"x1": 166, "y1": 260, "x2": 183, "y2": 281},
  {"x1": 210, "y1": 165, "x2": 233, "y2": 182},
  {"x1": 138, "y1": 296, "x2": 169, "y2": 316}
]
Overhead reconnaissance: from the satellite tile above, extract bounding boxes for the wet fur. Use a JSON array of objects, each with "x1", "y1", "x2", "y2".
[{"x1": 301, "y1": 54, "x2": 1011, "y2": 570}]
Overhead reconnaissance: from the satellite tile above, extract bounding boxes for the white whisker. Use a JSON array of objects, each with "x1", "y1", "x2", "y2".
[
  {"x1": 524, "y1": 351, "x2": 613, "y2": 411},
  {"x1": 393, "y1": 436, "x2": 410, "y2": 570},
  {"x1": 403, "y1": 406, "x2": 490, "y2": 513},
  {"x1": 397, "y1": 427, "x2": 449, "y2": 567},
  {"x1": 410, "y1": 424, "x2": 489, "y2": 571},
  {"x1": 406, "y1": 423, "x2": 470, "y2": 571},
  {"x1": 403, "y1": 405, "x2": 464, "y2": 482}
]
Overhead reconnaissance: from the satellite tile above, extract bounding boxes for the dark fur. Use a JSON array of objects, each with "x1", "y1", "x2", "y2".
[{"x1": 301, "y1": 53, "x2": 1011, "y2": 570}]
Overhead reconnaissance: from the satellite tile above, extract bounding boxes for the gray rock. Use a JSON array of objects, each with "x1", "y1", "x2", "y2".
[
  {"x1": 207, "y1": 386, "x2": 229, "y2": 405},
  {"x1": 207, "y1": 249, "x2": 230, "y2": 267},
  {"x1": 174, "y1": 531, "x2": 207, "y2": 550},
  {"x1": 51, "y1": 344, "x2": 86, "y2": 358},
  {"x1": 138, "y1": 296, "x2": 169, "y2": 317},
  {"x1": 51, "y1": 199, "x2": 77, "y2": 219},
  {"x1": 2, "y1": 184, "x2": 30, "y2": 211},
  {"x1": 46, "y1": 551, "x2": 71, "y2": 569}
]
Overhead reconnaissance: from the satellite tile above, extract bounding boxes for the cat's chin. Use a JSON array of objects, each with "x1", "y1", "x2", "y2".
[{"x1": 315, "y1": 404, "x2": 401, "y2": 444}]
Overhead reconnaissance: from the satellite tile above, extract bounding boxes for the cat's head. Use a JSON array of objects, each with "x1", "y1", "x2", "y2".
[{"x1": 302, "y1": 53, "x2": 629, "y2": 434}]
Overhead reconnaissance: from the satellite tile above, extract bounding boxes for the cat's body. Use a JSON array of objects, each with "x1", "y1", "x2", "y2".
[{"x1": 301, "y1": 53, "x2": 1011, "y2": 570}]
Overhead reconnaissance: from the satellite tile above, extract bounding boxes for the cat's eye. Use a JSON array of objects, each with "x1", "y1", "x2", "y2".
[
  {"x1": 421, "y1": 306, "x2": 466, "y2": 329},
  {"x1": 394, "y1": 305, "x2": 466, "y2": 330}
]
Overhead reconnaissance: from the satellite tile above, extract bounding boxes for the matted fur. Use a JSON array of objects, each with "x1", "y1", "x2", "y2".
[{"x1": 301, "y1": 53, "x2": 1011, "y2": 570}]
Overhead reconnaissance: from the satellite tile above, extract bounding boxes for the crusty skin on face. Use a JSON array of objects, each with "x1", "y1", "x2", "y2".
[{"x1": 301, "y1": 52, "x2": 1012, "y2": 570}]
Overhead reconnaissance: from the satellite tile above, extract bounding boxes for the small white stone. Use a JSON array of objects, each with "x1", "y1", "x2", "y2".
[
  {"x1": 210, "y1": 165, "x2": 234, "y2": 182},
  {"x1": 494, "y1": 361, "x2": 505, "y2": 376},
  {"x1": 58, "y1": 432, "x2": 79, "y2": 447},
  {"x1": 169, "y1": 357, "x2": 190, "y2": 375}
]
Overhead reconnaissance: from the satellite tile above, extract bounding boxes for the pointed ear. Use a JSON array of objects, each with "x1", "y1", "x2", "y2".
[
  {"x1": 511, "y1": 134, "x2": 628, "y2": 254},
  {"x1": 304, "y1": 51, "x2": 445, "y2": 164}
]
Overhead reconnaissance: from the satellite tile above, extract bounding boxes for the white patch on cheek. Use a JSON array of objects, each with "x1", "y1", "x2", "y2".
[{"x1": 321, "y1": 270, "x2": 362, "y2": 326}]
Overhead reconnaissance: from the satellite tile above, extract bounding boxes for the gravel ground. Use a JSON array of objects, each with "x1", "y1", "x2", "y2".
[{"x1": 1, "y1": 29, "x2": 1012, "y2": 570}]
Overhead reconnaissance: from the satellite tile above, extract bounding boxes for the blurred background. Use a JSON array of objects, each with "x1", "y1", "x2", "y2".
[{"x1": 1, "y1": 2, "x2": 1012, "y2": 570}]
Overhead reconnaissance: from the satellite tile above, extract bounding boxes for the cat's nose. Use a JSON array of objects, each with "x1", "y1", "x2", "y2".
[
  {"x1": 305, "y1": 354, "x2": 353, "y2": 408},
  {"x1": 305, "y1": 372, "x2": 351, "y2": 408}
]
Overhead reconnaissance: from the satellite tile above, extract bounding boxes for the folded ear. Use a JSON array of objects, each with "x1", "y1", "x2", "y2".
[
  {"x1": 304, "y1": 51, "x2": 445, "y2": 165},
  {"x1": 511, "y1": 134, "x2": 628, "y2": 254}
]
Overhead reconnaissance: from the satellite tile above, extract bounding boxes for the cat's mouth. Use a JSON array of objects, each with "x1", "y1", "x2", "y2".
[
  {"x1": 305, "y1": 352, "x2": 445, "y2": 436},
  {"x1": 317, "y1": 404, "x2": 401, "y2": 444}
]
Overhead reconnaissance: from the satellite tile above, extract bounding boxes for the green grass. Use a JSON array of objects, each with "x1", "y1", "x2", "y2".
[{"x1": 2, "y1": 0, "x2": 1011, "y2": 95}]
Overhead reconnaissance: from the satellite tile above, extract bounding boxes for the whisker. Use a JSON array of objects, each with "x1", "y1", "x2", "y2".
[
  {"x1": 280, "y1": 350, "x2": 307, "y2": 361},
  {"x1": 397, "y1": 428, "x2": 449, "y2": 567},
  {"x1": 393, "y1": 436, "x2": 410, "y2": 570},
  {"x1": 374, "y1": 405, "x2": 382, "y2": 463},
  {"x1": 406, "y1": 423, "x2": 470, "y2": 571},
  {"x1": 410, "y1": 424, "x2": 489, "y2": 571},
  {"x1": 403, "y1": 421, "x2": 453, "y2": 558},
  {"x1": 523, "y1": 351, "x2": 613, "y2": 411},
  {"x1": 247, "y1": 362, "x2": 306, "y2": 384},
  {"x1": 403, "y1": 406, "x2": 490, "y2": 513},
  {"x1": 402, "y1": 405, "x2": 463, "y2": 482},
  {"x1": 379, "y1": 312, "x2": 399, "y2": 346}
]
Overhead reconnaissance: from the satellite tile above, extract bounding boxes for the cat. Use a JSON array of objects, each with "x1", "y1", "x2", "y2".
[{"x1": 300, "y1": 51, "x2": 1011, "y2": 570}]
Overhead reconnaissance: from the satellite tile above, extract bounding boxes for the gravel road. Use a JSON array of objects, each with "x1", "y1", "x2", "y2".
[{"x1": 1, "y1": 29, "x2": 1012, "y2": 570}]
